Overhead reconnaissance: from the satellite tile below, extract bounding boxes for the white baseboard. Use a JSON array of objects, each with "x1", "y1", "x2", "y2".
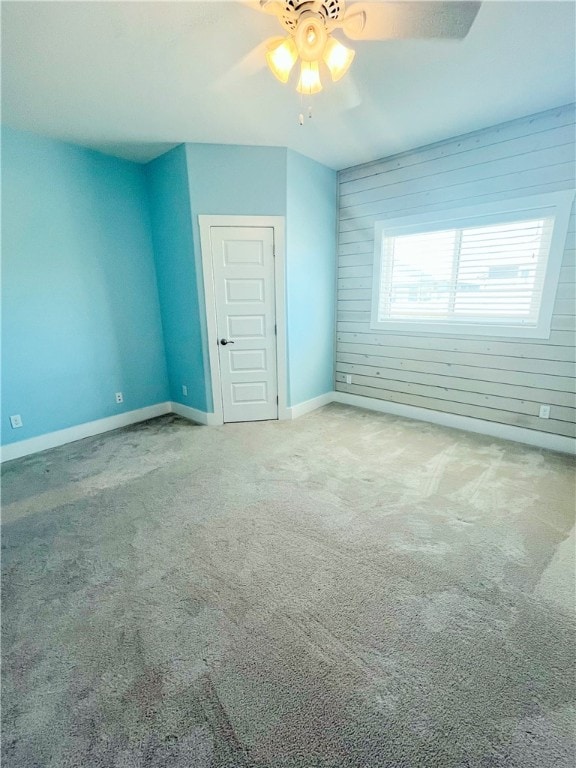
[
  {"x1": 333, "y1": 391, "x2": 576, "y2": 455},
  {"x1": 170, "y1": 401, "x2": 221, "y2": 426},
  {"x1": 0, "y1": 402, "x2": 172, "y2": 463},
  {"x1": 173, "y1": 394, "x2": 335, "y2": 424},
  {"x1": 288, "y1": 391, "x2": 336, "y2": 420},
  {"x1": 3, "y1": 391, "x2": 572, "y2": 462}
]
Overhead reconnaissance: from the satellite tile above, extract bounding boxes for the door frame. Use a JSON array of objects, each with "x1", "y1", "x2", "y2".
[{"x1": 198, "y1": 215, "x2": 289, "y2": 425}]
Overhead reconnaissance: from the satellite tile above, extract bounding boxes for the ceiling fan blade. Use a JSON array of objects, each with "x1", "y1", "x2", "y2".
[
  {"x1": 214, "y1": 40, "x2": 268, "y2": 92},
  {"x1": 342, "y1": 1, "x2": 481, "y2": 41},
  {"x1": 253, "y1": 0, "x2": 298, "y2": 22},
  {"x1": 341, "y1": 9, "x2": 367, "y2": 38},
  {"x1": 334, "y1": 71, "x2": 363, "y2": 112},
  {"x1": 256, "y1": 0, "x2": 286, "y2": 14}
]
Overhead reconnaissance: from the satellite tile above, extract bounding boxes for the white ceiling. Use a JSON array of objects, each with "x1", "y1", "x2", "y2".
[{"x1": 2, "y1": 1, "x2": 575, "y2": 170}]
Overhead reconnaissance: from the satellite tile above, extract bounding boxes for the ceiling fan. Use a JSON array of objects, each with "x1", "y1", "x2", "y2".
[{"x1": 256, "y1": 1, "x2": 481, "y2": 95}]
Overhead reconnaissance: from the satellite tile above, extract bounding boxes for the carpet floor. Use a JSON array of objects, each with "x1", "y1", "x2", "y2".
[{"x1": 2, "y1": 403, "x2": 575, "y2": 767}]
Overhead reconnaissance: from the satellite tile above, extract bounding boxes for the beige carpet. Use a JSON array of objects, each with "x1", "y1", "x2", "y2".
[{"x1": 2, "y1": 403, "x2": 575, "y2": 767}]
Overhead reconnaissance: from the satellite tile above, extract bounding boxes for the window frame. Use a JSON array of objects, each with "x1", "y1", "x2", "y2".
[{"x1": 370, "y1": 191, "x2": 575, "y2": 339}]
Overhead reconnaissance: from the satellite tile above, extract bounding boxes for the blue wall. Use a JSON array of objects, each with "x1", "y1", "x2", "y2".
[
  {"x1": 146, "y1": 143, "x2": 289, "y2": 412},
  {"x1": 145, "y1": 146, "x2": 208, "y2": 411},
  {"x1": 1, "y1": 128, "x2": 168, "y2": 445},
  {"x1": 182, "y1": 143, "x2": 336, "y2": 410},
  {"x1": 286, "y1": 150, "x2": 336, "y2": 405},
  {"x1": 2, "y1": 131, "x2": 337, "y2": 446},
  {"x1": 185, "y1": 144, "x2": 287, "y2": 218},
  {"x1": 185, "y1": 143, "x2": 288, "y2": 411}
]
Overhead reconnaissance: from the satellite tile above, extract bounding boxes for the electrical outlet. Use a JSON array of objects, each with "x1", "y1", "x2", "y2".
[
  {"x1": 10, "y1": 414, "x2": 23, "y2": 429},
  {"x1": 345, "y1": 374, "x2": 352, "y2": 384},
  {"x1": 182, "y1": 385, "x2": 188, "y2": 397},
  {"x1": 115, "y1": 392, "x2": 123, "y2": 404},
  {"x1": 539, "y1": 405, "x2": 551, "y2": 419}
]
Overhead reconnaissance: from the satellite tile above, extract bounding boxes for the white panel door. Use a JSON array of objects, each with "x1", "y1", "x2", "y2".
[{"x1": 210, "y1": 226, "x2": 278, "y2": 423}]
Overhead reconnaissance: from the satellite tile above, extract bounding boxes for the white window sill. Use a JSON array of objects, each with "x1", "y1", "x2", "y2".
[{"x1": 369, "y1": 320, "x2": 552, "y2": 339}]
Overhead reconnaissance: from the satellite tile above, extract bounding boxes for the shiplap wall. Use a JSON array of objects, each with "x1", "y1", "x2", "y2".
[{"x1": 336, "y1": 104, "x2": 576, "y2": 438}]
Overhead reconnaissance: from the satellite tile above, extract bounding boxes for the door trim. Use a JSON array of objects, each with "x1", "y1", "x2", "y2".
[{"x1": 199, "y1": 215, "x2": 288, "y2": 425}]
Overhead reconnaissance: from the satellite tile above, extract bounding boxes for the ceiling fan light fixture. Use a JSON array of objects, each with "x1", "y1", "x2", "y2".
[
  {"x1": 265, "y1": 36, "x2": 298, "y2": 83},
  {"x1": 296, "y1": 60, "x2": 322, "y2": 95},
  {"x1": 294, "y1": 14, "x2": 328, "y2": 60},
  {"x1": 323, "y1": 36, "x2": 355, "y2": 81}
]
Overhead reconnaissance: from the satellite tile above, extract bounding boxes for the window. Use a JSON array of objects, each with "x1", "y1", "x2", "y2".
[{"x1": 371, "y1": 192, "x2": 574, "y2": 338}]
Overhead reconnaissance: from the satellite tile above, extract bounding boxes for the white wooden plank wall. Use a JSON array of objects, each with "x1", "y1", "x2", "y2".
[{"x1": 336, "y1": 105, "x2": 576, "y2": 438}]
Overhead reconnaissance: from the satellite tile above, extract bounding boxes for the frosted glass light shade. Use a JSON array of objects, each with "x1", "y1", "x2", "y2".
[
  {"x1": 296, "y1": 60, "x2": 322, "y2": 94},
  {"x1": 266, "y1": 37, "x2": 298, "y2": 83},
  {"x1": 323, "y1": 36, "x2": 355, "y2": 81}
]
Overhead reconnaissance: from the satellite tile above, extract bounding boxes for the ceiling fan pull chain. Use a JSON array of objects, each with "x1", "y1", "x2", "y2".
[
  {"x1": 298, "y1": 93, "x2": 313, "y2": 125},
  {"x1": 298, "y1": 88, "x2": 305, "y2": 125}
]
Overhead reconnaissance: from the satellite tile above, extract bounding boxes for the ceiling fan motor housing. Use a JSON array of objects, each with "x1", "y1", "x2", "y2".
[{"x1": 279, "y1": 0, "x2": 345, "y2": 32}]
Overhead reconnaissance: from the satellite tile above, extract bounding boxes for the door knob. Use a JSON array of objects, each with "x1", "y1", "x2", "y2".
[{"x1": 220, "y1": 338, "x2": 235, "y2": 345}]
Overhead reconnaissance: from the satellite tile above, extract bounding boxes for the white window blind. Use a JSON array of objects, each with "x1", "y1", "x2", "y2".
[
  {"x1": 371, "y1": 192, "x2": 574, "y2": 338},
  {"x1": 378, "y1": 217, "x2": 554, "y2": 325}
]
